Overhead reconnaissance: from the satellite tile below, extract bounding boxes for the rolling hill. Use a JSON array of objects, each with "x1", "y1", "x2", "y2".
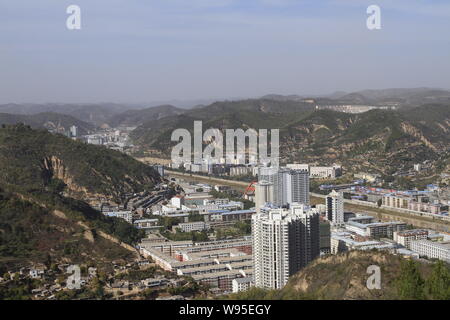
[
  {"x1": 130, "y1": 98, "x2": 450, "y2": 177},
  {"x1": 280, "y1": 105, "x2": 449, "y2": 175},
  {"x1": 107, "y1": 105, "x2": 185, "y2": 128},
  {"x1": 0, "y1": 112, "x2": 95, "y2": 135},
  {"x1": 329, "y1": 88, "x2": 450, "y2": 107},
  {"x1": 0, "y1": 103, "x2": 132, "y2": 127},
  {"x1": 130, "y1": 99, "x2": 316, "y2": 150},
  {"x1": 0, "y1": 124, "x2": 161, "y2": 204},
  {"x1": 227, "y1": 250, "x2": 450, "y2": 300},
  {"x1": 0, "y1": 124, "x2": 163, "y2": 269}
]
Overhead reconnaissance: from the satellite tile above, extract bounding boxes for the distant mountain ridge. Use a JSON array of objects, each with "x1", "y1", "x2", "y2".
[
  {"x1": 0, "y1": 103, "x2": 188, "y2": 128},
  {"x1": 130, "y1": 99, "x2": 450, "y2": 177},
  {"x1": 0, "y1": 112, "x2": 95, "y2": 135},
  {"x1": 261, "y1": 88, "x2": 450, "y2": 107},
  {"x1": 107, "y1": 105, "x2": 185, "y2": 128}
]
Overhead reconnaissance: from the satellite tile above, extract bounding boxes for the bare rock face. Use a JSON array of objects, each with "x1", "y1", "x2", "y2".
[
  {"x1": 400, "y1": 122, "x2": 436, "y2": 150},
  {"x1": 42, "y1": 155, "x2": 115, "y2": 204}
]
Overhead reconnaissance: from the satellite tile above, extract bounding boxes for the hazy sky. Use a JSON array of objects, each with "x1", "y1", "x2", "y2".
[{"x1": 1, "y1": 0, "x2": 450, "y2": 103}]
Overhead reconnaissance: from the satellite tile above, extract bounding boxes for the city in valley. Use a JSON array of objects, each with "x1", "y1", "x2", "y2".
[
  {"x1": 1, "y1": 113, "x2": 449, "y2": 300},
  {"x1": 1, "y1": 1, "x2": 449, "y2": 304}
]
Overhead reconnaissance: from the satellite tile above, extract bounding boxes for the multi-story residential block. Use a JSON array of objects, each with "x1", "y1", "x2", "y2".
[
  {"x1": 232, "y1": 277, "x2": 254, "y2": 293},
  {"x1": 252, "y1": 203, "x2": 320, "y2": 289},
  {"x1": 104, "y1": 211, "x2": 133, "y2": 223},
  {"x1": 382, "y1": 194, "x2": 410, "y2": 209},
  {"x1": 410, "y1": 240, "x2": 450, "y2": 263},
  {"x1": 175, "y1": 221, "x2": 210, "y2": 233},
  {"x1": 408, "y1": 201, "x2": 442, "y2": 215},
  {"x1": 287, "y1": 164, "x2": 342, "y2": 179},
  {"x1": 393, "y1": 229, "x2": 429, "y2": 249},
  {"x1": 345, "y1": 218, "x2": 407, "y2": 238},
  {"x1": 229, "y1": 166, "x2": 253, "y2": 176}
]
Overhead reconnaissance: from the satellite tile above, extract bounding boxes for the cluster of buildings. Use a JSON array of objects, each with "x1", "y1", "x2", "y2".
[
  {"x1": 128, "y1": 167, "x2": 449, "y2": 296},
  {"x1": 315, "y1": 104, "x2": 397, "y2": 114},
  {"x1": 139, "y1": 237, "x2": 253, "y2": 292},
  {"x1": 344, "y1": 185, "x2": 449, "y2": 219},
  {"x1": 46, "y1": 124, "x2": 79, "y2": 139},
  {"x1": 382, "y1": 194, "x2": 446, "y2": 216},
  {"x1": 82, "y1": 127, "x2": 134, "y2": 153},
  {"x1": 175, "y1": 161, "x2": 342, "y2": 180}
]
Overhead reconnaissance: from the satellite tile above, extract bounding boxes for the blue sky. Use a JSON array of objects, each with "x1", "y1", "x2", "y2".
[{"x1": 1, "y1": 0, "x2": 449, "y2": 103}]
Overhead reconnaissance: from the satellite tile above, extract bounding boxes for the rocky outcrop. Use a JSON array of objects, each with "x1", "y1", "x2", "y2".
[
  {"x1": 42, "y1": 155, "x2": 115, "y2": 204},
  {"x1": 400, "y1": 122, "x2": 437, "y2": 150}
]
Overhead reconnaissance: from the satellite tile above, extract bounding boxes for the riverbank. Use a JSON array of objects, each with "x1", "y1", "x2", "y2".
[{"x1": 167, "y1": 170, "x2": 450, "y2": 232}]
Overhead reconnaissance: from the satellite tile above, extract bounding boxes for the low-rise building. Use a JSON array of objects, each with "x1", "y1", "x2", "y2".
[
  {"x1": 345, "y1": 217, "x2": 407, "y2": 239},
  {"x1": 104, "y1": 211, "x2": 133, "y2": 223},
  {"x1": 232, "y1": 277, "x2": 254, "y2": 293},
  {"x1": 175, "y1": 221, "x2": 210, "y2": 233}
]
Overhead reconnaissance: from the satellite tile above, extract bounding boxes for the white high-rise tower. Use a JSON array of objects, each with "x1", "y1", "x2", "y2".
[
  {"x1": 252, "y1": 203, "x2": 320, "y2": 289},
  {"x1": 326, "y1": 190, "x2": 344, "y2": 226},
  {"x1": 255, "y1": 180, "x2": 274, "y2": 213}
]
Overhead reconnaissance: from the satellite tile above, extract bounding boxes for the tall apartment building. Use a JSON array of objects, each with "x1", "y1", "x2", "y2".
[
  {"x1": 319, "y1": 220, "x2": 331, "y2": 255},
  {"x1": 257, "y1": 167, "x2": 309, "y2": 207},
  {"x1": 325, "y1": 190, "x2": 344, "y2": 226},
  {"x1": 285, "y1": 169, "x2": 310, "y2": 205},
  {"x1": 255, "y1": 180, "x2": 274, "y2": 213},
  {"x1": 252, "y1": 203, "x2": 320, "y2": 289}
]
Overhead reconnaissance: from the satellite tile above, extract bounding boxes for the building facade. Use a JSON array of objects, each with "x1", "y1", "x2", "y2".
[
  {"x1": 325, "y1": 190, "x2": 344, "y2": 226},
  {"x1": 255, "y1": 180, "x2": 274, "y2": 213},
  {"x1": 252, "y1": 203, "x2": 320, "y2": 289}
]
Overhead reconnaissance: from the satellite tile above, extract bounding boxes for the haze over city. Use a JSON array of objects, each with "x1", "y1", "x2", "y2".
[{"x1": 1, "y1": 0, "x2": 450, "y2": 103}]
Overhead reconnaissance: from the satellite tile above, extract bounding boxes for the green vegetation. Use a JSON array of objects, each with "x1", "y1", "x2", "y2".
[
  {"x1": 214, "y1": 221, "x2": 251, "y2": 240},
  {"x1": 395, "y1": 259, "x2": 425, "y2": 299},
  {"x1": 0, "y1": 125, "x2": 162, "y2": 270},
  {"x1": 0, "y1": 188, "x2": 138, "y2": 271},
  {"x1": 0, "y1": 277, "x2": 42, "y2": 300},
  {"x1": 228, "y1": 251, "x2": 450, "y2": 300},
  {"x1": 161, "y1": 230, "x2": 210, "y2": 242},
  {"x1": 0, "y1": 124, "x2": 160, "y2": 203},
  {"x1": 132, "y1": 100, "x2": 450, "y2": 178}
]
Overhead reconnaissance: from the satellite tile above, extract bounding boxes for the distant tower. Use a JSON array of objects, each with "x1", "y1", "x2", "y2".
[
  {"x1": 285, "y1": 169, "x2": 310, "y2": 206},
  {"x1": 252, "y1": 203, "x2": 320, "y2": 289},
  {"x1": 255, "y1": 180, "x2": 273, "y2": 213},
  {"x1": 70, "y1": 125, "x2": 78, "y2": 138},
  {"x1": 326, "y1": 190, "x2": 344, "y2": 226}
]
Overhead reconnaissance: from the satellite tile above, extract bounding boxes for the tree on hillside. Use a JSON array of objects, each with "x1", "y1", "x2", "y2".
[
  {"x1": 396, "y1": 259, "x2": 425, "y2": 300},
  {"x1": 425, "y1": 261, "x2": 450, "y2": 300}
]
